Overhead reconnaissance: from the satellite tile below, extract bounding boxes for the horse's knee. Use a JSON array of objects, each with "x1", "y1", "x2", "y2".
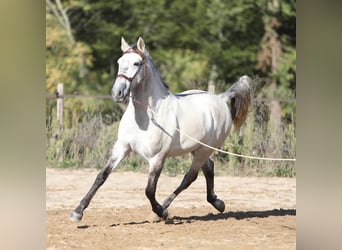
[{"x1": 94, "y1": 166, "x2": 112, "y2": 186}]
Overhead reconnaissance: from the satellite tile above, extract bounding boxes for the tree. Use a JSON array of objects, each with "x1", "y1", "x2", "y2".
[
  {"x1": 46, "y1": 0, "x2": 93, "y2": 93},
  {"x1": 256, "y1": 0, "x2": 296, "y2": 125}
]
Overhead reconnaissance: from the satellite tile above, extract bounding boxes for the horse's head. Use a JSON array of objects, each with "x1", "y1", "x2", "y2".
[{"x1": 111, "y1": 37, "x2": 147, "y2": 102}]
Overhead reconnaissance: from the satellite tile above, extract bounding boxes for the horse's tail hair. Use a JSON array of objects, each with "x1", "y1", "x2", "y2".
[{"x1": 218, "y1": 75, "x2": 253, "y2": 131}]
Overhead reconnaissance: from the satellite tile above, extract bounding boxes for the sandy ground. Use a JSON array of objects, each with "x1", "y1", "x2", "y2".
[{"x1": 46, "y1": 168, "x2": 296, "y2": 249}]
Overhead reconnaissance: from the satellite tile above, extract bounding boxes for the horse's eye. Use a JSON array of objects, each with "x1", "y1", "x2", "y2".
[{"x1": 133, "y1": 62, "x2": 140, "y2": 66}]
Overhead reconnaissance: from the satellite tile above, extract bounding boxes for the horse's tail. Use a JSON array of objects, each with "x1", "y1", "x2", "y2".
[{"x1": 218, "y1": 75, "x2": 253, "y2": 131}]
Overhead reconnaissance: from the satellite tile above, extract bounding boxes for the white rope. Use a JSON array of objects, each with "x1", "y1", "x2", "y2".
[
  {"x1": 174, "y1": 127, "x2": 296, "y2": 162},
  {"x1": 134, "y1": 98, "x2": 296, "y2": 162}
]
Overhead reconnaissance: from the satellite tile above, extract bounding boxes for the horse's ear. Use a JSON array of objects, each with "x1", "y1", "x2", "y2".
[
  {"x1": 137, "y1": 37, "x2": 145, "y2": 53},
  {"x1": 121, "y1": 37, "x2": 130, "y2": 52}
]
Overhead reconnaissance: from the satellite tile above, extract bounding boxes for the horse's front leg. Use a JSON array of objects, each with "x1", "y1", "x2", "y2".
[
  {"x1": 69, "y1": 141, "x2": 130, "y2": 221},
  {"x1": 145, "y1": 156, "x2": 168, "y2": 220}
]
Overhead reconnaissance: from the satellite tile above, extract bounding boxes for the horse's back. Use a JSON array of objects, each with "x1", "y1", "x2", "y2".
[
  {"x1": 175, "y1": 89, "x2": 207, "y2": 97},
  {"x1": 176, "y1": 91, "x2": 230, "y2": 122},
  {"x1": 170, "y1": 92, "x2": 232, "y2": 153}
]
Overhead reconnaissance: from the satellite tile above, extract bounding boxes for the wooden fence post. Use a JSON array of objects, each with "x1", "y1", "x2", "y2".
[
  {"x1": 57, "y1": 83, "x2": 64, "y2": 130},
  {"x1": 55, "y1": 83, "x2": 64, "y2": 164},
  {"x1": 208, "y1": 65, "x2": 217, "y2": 94},
  {"x1": 208, "y1": 82, "x2": 215, "y2": 94}
]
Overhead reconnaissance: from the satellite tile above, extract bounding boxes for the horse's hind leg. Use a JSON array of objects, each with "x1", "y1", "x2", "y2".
[
  {"x1": 202, "y1": 159, "x2": 225, "y2": 212},
  {"x1": 162, "y1": 150, "x2": 208, "y2": 211},
  {"x1": 162, "y1": 168, "x2": 199, "y2": 212},
  {"x1": 69, "y1": 142, "x2": 130, "y2": 221}
]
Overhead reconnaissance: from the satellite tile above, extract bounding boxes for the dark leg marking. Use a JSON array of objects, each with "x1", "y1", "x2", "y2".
[
  {"x1": 174, "y1": 170, "x2": 199, "y2": 196},
  {"x1": 69, "y1": 163, "x2": 112, "y2": 221},
  {"x1": 145, "y1": 167, "x2": 168, "y2": 219},
  {"x1": 202, "y1": 159, "x2": 225, "y2": 212},
  {"x1": 162, "y1": 168, "x2": 199, "y2": 210}
]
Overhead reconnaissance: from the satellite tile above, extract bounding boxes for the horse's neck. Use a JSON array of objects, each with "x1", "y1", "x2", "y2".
[
  {"x1": 128, "y1": 73, "x2": 169, "y2": 130},
  {"x1": 134, "y1": 71, "x2": 169, "y2": 109}
]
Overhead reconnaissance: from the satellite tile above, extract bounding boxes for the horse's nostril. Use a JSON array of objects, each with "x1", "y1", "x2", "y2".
[{"x1": 118, "y1": 90, "x2": 122, "y2": 97}]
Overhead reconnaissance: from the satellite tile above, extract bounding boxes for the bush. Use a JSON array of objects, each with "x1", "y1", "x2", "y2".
[{"x1": 213, "y1": 101, "x2": 296, "y2": 177}]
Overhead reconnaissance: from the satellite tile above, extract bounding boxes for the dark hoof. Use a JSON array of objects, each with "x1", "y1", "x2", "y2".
[
  {"x1": 212, "y1": 199, "x2": 225, "y2": 213},
  {"x1": 69, "y1": 211, "x2": 83, "y2": 222}
]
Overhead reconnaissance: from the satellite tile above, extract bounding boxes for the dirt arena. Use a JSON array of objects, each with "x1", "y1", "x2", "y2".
[{"x1": 46, "y1": 168, "x2": 296, "y2": 249}]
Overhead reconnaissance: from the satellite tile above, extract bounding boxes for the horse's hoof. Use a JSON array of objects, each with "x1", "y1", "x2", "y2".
[
  {"x1": 148, "y1": 208, "x2": 169, "y2": 222},
  {"x1": 69, "y1": 211, "x2": 83, "y2": 221},
  {"x1": 161, "y1": 209, "x2": 169, "y2": 220},
  {"x1": 212, "y1": 199, "x2": 225, "y2": 213}
]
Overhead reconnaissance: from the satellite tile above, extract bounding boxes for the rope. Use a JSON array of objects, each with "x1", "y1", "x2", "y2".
[
  {"x1": 174, "y1": 127, "x2": 296, "y2": 162},
  {"x1": 135, "y1": 98, "x2": 296, "y2": 162}
]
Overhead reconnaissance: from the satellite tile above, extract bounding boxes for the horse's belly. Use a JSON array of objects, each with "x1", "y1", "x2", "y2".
[
  {"x1": 166, "y1": 144, "x2": 198, "y2": 157},
  {"x1": 166, "y1": 129, "x2": 228, "y2": 157}
]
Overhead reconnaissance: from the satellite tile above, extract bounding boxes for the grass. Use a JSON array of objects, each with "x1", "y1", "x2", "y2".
[
  {"x1": 46, "y1": 113, "x2": 118, "y2": 169},
  {"x1": 46, "y1": 101, "x2": 295, "y2": 177}
]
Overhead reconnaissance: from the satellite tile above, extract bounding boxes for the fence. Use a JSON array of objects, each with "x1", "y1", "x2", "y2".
[{"x1": 46, "y1": 83, "x2": 296, "y2": 127}]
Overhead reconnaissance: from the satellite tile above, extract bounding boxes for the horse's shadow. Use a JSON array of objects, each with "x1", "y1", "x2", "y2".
[
  {"x1": 77, "y1": 208, "x2": 296, "y2": 228},
  {"x1": 165, "y1": 208, "x2": 296, "y2": 225},
  {"x1": 106, "y1": 208, "x2": 295, "y2": 227}
]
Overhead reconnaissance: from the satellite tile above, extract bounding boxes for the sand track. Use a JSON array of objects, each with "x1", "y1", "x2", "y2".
[{"x1": 46, "y1": 168, "x2": 296, "y2": 249}]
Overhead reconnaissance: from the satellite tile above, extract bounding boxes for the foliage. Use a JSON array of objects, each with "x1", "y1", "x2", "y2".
[
  {"x1": 46, "y1": 0, "x2": 295, "y2": 95},
  {"x1": 46, "y1": 3, "x2": 93, "y2": 94},
  {"x1": 157, "y1": 49, "x2": 210, "y2": 92}
]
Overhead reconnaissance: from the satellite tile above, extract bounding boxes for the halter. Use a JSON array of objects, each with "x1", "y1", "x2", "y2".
[{"x1": 116, "y1": 49, "x2": 147, "y2": 83}]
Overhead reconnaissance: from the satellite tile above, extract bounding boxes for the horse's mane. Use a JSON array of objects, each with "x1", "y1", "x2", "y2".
[{"x1": 129, "y1": 44, "x2": 169, "y2": 90}]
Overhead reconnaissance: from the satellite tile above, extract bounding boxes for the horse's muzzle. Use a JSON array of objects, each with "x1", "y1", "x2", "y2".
[{"x1": 111, "y1": 80, "x2": 130, "y2": 102}]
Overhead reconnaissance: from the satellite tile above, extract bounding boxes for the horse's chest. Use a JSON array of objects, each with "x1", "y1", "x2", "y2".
[
  {"x1": 119, "y1": 105, "x2": 175, "y2": 159},
  {"x1": 126, "y1": 125, "x2": 166, "y2": 159}
]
